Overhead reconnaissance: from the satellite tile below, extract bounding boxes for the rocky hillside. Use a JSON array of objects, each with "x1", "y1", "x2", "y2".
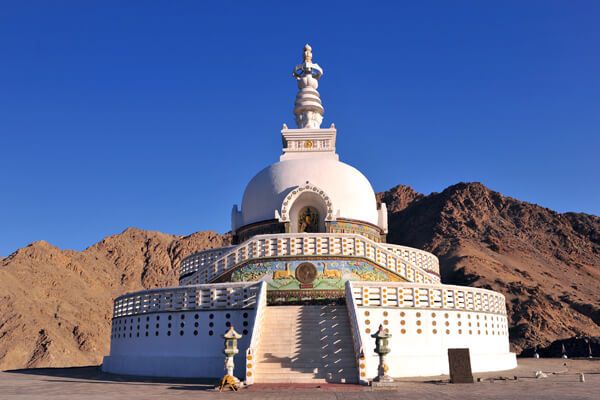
[
  {"x1": 0, "y1": 228, "x2": 230, "y2": 371},
  {"x1": 380, "y1": 182, "x2": 600, "y2": 352},
  {"x1": 0, "y1": 182, "x2": 598, "y2": 370}
]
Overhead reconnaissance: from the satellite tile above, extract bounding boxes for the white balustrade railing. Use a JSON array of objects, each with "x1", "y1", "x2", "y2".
[
  {"x1": 382, "y1": 244, "x2": 439, "y2": 275},
  {"x1": 112, "y1": 282, "x2": 263, "y2": 318},
  {"x1": 348, "y1": 281, "x2": 507, "y2": 315},
  {"x1": 180, "y1": 233, "x2": 441, "y2": 286},
  {"x1": 179, "y1": 246, "x2": 235, "y2": 277},
  {"x1": 244, "y1": 281, "x2": 267, "y2": 385}
]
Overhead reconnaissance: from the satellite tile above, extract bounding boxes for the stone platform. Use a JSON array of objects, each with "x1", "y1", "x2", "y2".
[{"x1": 1, "y1": 358, "x2": 599, "y2": 399}]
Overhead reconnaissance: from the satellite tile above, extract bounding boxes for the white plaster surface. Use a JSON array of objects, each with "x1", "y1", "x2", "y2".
[
  {"x1": 352, "y1": 307, "x2": 516, "y2": 379},
  {"x1": 240, "y1": 159, "x2": 379, "y2": 227},
  {"x1": 102, "y1": 309, "x2": 256, "y2": 378},
  {"x1": 345, "y1": 281, "x2": 517, "y2": 381}
]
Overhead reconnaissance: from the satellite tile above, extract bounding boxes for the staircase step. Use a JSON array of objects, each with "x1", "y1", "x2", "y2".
[
  {"x1": 255, "y1": 364, "x2": 357, "y2": 371},
  {"x1": 254, "y1": 376, "x2": 358, "y2": 384},
  {"x1": 254, "y1": 370, "x2": 358, "y2": 375},
  {"x1": 253, "y1": 305, "x2": 358, "y2": 384},
  {"x1": 256, "y1": 350, "x2": 354, "y2": 353},
  {"x1": 256, "y1": 355, "x2": 355, "y2": 360},
  {"x1": 253, "y1": 366, "x2": 354, "y2": 373}
]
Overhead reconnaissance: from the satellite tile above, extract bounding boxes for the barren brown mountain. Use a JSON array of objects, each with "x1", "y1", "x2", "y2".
[
  {"x1": 0, "y1": 182, "x2": 598, "y2": 370},
  {"x1": 0, "y1": 228, "x2": 230, "y2": 371},
  {"x1": 380, "y1": 182, "x2": 600, "y2": 352}
]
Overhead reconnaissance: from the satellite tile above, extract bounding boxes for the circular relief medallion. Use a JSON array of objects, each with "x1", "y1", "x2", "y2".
[{"x1": 295, "y1": 262, "x2": 318, "y2": 284}]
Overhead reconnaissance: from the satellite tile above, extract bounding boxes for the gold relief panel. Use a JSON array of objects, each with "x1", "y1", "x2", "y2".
[{"x1": 230, "y1": 258, "x2": 400, "y2": 294}]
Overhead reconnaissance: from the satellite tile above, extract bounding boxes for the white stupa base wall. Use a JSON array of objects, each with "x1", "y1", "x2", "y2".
[
  {"x1": 101, "y1": 308, "x2": 256, "y2": 378},
  {"x1": 101, "y1": 282, "x2": 267, "y2": 379},
  {"x1": 346, "y1": 281, "x2": 517, "y2": 383},
  {"x1": 102, "y1": 354, "x2": 249, "y2": 378},
  {"x1": 101, "y1": 280, "x2": 518, "y2": 382},
  {"x1": 360, "y1": 348, "x2": 516, "y2": 379}
]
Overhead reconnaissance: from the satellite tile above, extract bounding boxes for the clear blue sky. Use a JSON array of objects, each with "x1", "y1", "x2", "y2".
[{"x1": 1, "y1": 1, "x2": 598, "y2": 256}]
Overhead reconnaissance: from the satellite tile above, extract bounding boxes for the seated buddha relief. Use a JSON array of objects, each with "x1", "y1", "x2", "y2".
[{"x1": 298, "y1": 206, "x2": 319, "y2": 233}]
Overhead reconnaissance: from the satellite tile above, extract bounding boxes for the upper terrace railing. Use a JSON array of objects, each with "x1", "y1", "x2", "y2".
[
  {"x1": 112, "y1": 282, "x2": 263, "y2": 318},
  {"x1": 179, "y1": 246, "x2": 235, "y2": 278},
  {"x1": 382, "y1": 244, "x2": 439, "y2": 275},
  {"x1": 348, "y1": 281, "x2": 507, "y2": 315},
  {"x1": 179, "y1": 233, "x2": 441, "y2": 286}
]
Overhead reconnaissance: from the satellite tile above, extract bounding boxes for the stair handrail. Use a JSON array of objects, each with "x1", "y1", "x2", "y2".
[
  {"x1": 345, "y1": 281, "x2": 368, "y2": 385},
  {"x1": 244, "y1": 281, "x2": 267, "y2": 385}
]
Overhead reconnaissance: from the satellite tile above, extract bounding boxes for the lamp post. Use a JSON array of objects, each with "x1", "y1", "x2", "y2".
[
  {"x1": 371, "y1": 324, "x2": 393, "y2": 383},
  {"x1": 219, "y1": 325, "x2": 242, "y2": 392},
  {"x1": 561, "y1": 343, "x2": 568, "y2": 359},
  {"x1": 585, "y1": 338, "x2": 592, "y2": 359}
]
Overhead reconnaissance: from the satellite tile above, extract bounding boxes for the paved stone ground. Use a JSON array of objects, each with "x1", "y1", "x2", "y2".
[{"x1": 1, "y1": 358, "x2": 598, "y2": 399}]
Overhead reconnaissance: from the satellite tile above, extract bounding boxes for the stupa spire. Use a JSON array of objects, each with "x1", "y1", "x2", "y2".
[{"x1": 292, "y1": 44, "x2": 324, "y2": 129}]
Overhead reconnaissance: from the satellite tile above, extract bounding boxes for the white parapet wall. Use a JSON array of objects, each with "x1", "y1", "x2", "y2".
[
  {"x1": 179, "y1": 233, "x2": 441, "y2": 286},
  {"x1": 382, "y1": 243, "x2": 439, "y2": 275},
  {"x1": 102, "y1": 281, "x2": 267, "y2": 379},
  {"x1": 179, "y1": 246, "x2": 235, "y2": 279},
  {"x1": 346, "y1": 281, "x2": 517, "y2": 382}
]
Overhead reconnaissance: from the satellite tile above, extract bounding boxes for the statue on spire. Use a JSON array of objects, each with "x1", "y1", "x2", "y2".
[
  {"x1": 292, "y1": 44, "x2": 324, "y2": 129},
  {"x1": 303, "y1": 44, "x2": 313, "y2": 63}
]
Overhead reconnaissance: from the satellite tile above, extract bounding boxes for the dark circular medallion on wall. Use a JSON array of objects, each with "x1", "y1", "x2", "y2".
[{"x1": 295, "y1": 262, "x2": 318, "y2": 285}]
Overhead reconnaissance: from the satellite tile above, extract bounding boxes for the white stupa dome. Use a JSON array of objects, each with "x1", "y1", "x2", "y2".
[{"x1": 240, "y1": 158, "x2": 379, "y2": 227}]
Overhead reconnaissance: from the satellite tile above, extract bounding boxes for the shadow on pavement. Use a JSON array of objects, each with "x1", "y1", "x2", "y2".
[
  {"x1": 5, "y1": 365, "x2": 218, "y2": 389},
  {"x1": 168, "y1": 385, "x2": 219, "y2": 391}
]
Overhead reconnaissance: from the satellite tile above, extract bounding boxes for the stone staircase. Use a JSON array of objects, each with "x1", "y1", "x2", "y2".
[{"x1": 254, "y1": 305, "x2": 358, "y2": 383}]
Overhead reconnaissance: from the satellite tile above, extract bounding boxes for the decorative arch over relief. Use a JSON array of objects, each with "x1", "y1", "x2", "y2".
[{"x1": 279, "y1": 182, "x2": 335, "y2": 223}]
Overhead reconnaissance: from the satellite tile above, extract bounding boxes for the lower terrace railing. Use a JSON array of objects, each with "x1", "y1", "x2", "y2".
[
  {"x1": 180, "y1": 233, "x2": 441, "y2": 286},
  {"x1": 112, "y1": 282, "x2": 263, "y2": 318},
  {"x1": 347, "y1": 281, "x2": 507, "y2": 315}
]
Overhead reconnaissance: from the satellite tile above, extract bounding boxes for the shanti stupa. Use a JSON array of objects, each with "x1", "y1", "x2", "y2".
[{"x1": 102, "y1": 45, "x2": 517, "y2": 384}]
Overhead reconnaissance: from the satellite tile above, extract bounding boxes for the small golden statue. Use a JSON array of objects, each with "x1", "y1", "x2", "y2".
[
  {"x1": 298, "y1": 206, "x2": 318, "y2": 233},
  {"x1": 218, "y1": 374, "x2": 238, "y2": 392}
]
